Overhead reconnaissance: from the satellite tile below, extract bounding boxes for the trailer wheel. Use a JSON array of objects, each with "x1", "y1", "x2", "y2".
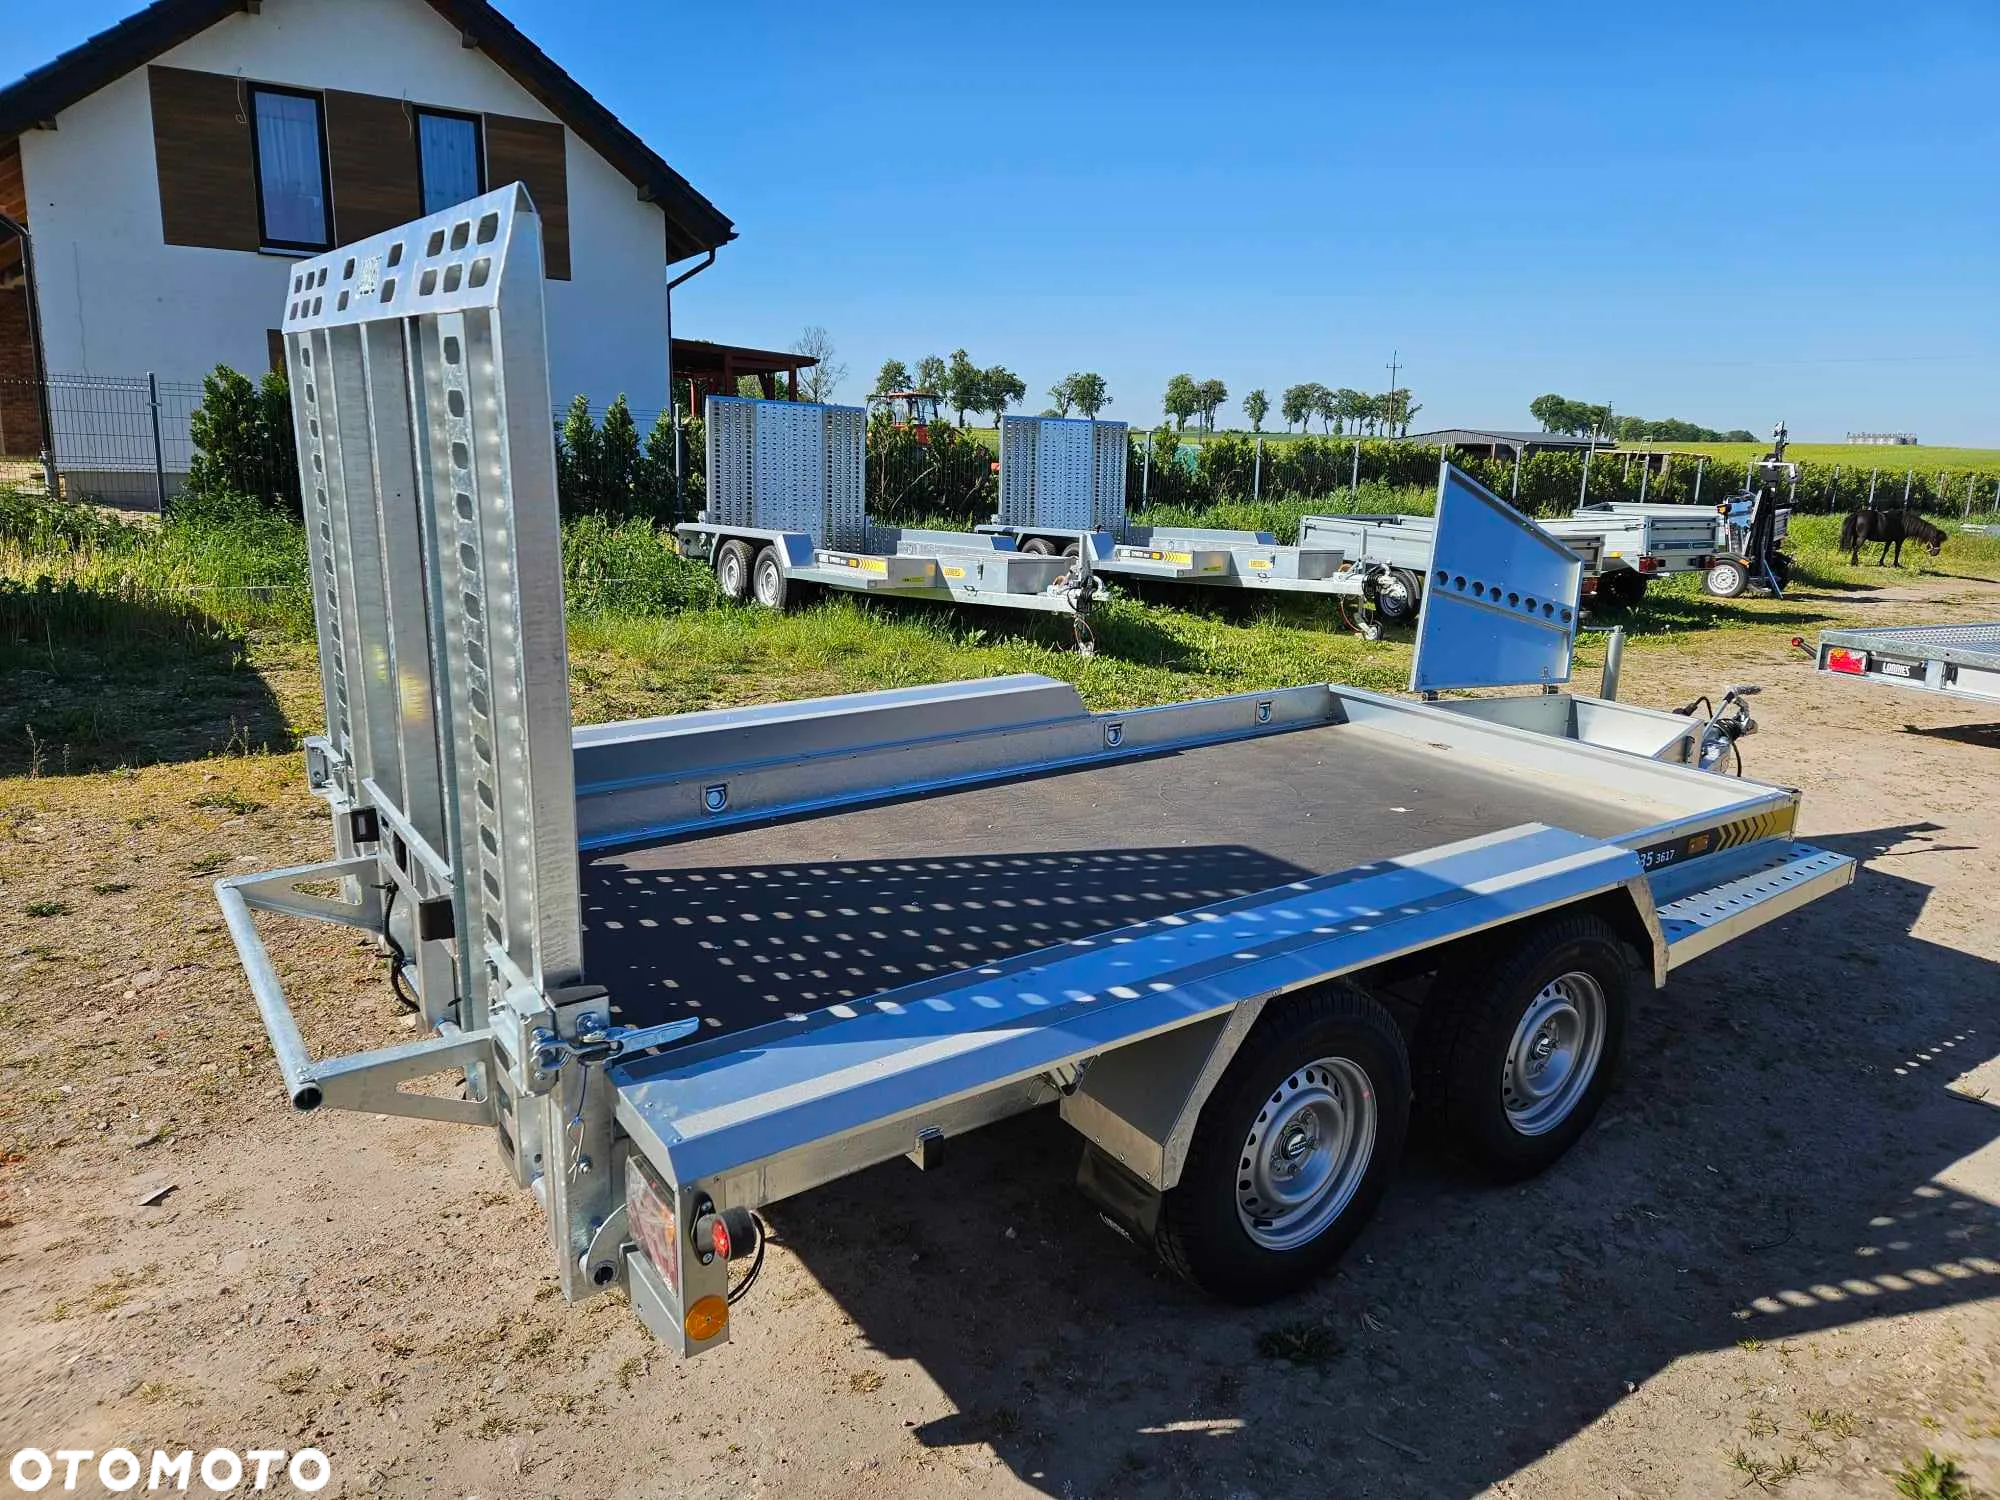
[
  {"x1": 715, "y1": 539, "x2": 754, "y2": 602},
  {"x1": 752, "y1": 545, "x2": 790, "y2": 610},
  {"x1": 1061, "y1": 542, "x2": 1082, "y2": 562},
  {"x1": 1019, "y1": 537, "x2": 1056, "y2": 556},
  {"x1": 1597, "y1": 571, "x2": 1648, "y2": 608},
  {"x1": 1157, "y1": 984, "x2": 1409, "y2": 1302},
  {"x1": 1416, "y1": 914, "x2": 1629, "y2": 1181},
  {"x1": 1373, "y1": 567, "x2": 1422, "y2": 625},
  {"x1": 1703, "y1": 559, "x2": 1749, "y2": 598}
]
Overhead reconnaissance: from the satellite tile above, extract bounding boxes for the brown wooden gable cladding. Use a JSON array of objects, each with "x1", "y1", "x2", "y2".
[
  {"x1": 146, "y1": 66, "x2": 573, "y2": 278},
  {"x1": 482, "y1": 112, "x2": 567, "y2": 279},
  {"x1": 0, "y1": 137, "x2": 26, "y2": 221},
  {"x1": 148, "y1": 65, "x2": 259, "y2": 252},
  {"x1": 325, "y1": 89, "x2": 419, "y2": 243}
]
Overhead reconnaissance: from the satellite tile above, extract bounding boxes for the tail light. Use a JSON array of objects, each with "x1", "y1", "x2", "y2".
[
  {"x1": 625, "y1": 1153, "x2": 680, "y2": 1298},
  {"x1": 1638, "y1": 557, "x2": 1663, "y2": 574},
  {"x1": 1827, "y1": 649, "x2": 1865, "y2": 675}
]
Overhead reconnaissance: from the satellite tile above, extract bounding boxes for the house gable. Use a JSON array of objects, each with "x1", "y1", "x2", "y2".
[{"x1": 0, "y1": 0, "x2": 731, "y2": 260}]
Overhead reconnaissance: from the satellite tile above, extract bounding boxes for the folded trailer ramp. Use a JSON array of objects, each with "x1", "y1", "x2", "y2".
[{"x1": 218, "y1": 188, "x2": 1854, "y2": 1361}]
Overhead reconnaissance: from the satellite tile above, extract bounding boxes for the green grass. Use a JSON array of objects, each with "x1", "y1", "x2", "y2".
[
  {"x1": 1665, "y1": 442, "x2": 2000, "y2": 476},
  {"x1": 1892, "y1": 1451, "x2": 1971, "y2": 1500},
  {"x1": 5, "y1": 483, "x2": 1997, "y2": 777}
]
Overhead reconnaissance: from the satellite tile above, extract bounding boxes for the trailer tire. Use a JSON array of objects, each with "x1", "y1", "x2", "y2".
[
  {"x1": 1704, "y1": 559, "x2": 1749, "y2": 598},
  {"x1": 1415, "y1": 913, "x2": 1629, "y2": 1182},
  {"x1": 1373, "y1": 567, "x2": 1422, "y2": 625},
  {"x1": 752, "y1": 545, "x2": 790, "y2": 610},
  {"x1": 1156, "y1": 983, "x2": 1409, "y2": 1302},
  {"x1": 1061, "y1": 542, "x2": 1082, "y2": 562},
  {"x1": 1020, "y1": 537, "x2": 1056, "y2": 556},
  {"x1": 715, "y1": 540, "x2": 755, "y2": 602}
]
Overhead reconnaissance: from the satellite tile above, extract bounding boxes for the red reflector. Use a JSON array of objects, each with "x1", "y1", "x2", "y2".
[
  {"x1": 1638, "y1": 557, "x2": 1662, "y2": 573},
  {"x1": 709, "y1": 1216, "x2": 732, "y2": 1261},
  {"x1": 1827, "y1": 649, "x2": 1865, "y2": 675}
]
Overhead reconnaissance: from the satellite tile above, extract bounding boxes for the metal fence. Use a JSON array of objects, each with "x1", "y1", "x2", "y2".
[{"x1": 0, "y1": 373, "x2": 208, "y2": 509}]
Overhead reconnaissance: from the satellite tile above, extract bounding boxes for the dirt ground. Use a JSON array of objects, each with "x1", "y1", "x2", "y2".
[{"x1": 2, "y1": 576, "x2": 1997, "y2": 1499}]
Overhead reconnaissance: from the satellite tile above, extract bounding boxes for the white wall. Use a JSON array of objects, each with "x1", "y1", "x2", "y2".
[{"x1": 18, "y1": 0, "x2": 672, "y2": 423}]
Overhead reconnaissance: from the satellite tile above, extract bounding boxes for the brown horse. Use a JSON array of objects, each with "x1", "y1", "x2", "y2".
[{"x1": 1839, "y1": 507, "x2": 1947, "y2": 566}]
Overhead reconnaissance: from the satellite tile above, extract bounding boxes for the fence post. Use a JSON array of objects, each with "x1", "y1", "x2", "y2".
[
  {"x1": 672, "y1": 399, "x2": 685, "y2": 522},
  {"x1": 1637, "y1": 454, "x2": 1650, "y2": 503},
  {"x1": 1745, "y1": 458, "x2": 1755, "y2": 491},
  {"x1": 1902, "y1": 469, "x2": 1912, "y2": 505},
  {"x1": 146, "y1": 372, "x2": 168, "y2": 511},
  {"x1": 1868, "y1": 468, "x2": 1879, "y2": 505},
  {"x1": 1580, "y1": 440, "x2": 1594, "y2": 507},
  {"x1": 1349, "y1": 438, "x2": 1360, "y2": 496},
  {"x1": 1828, "y1": 465, "x2": 1840, "y2": 514},
  {"x1": 1253, "y1": 435, "x2": 1263, "y2": 502},
  {"x1": 1693, "y1": 455, "x2": 1706, "y2": 505},
  {"x1": 1141, "y1": 432, "x2": 1152, "y2": 508},
  {"x1": 1510, "y1": 444, "x2": 1521, "y2": 500}
]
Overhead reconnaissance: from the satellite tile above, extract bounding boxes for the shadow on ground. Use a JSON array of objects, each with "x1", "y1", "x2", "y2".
[
  {"x1": 0, "y1": 578, "x2": 291, "y2": 774},
  {"x1": 756, "y1": 822, "x2": 1998, "y2": 1497},
  {"x1": 1900, "y1": 720, "x2": 2000, "y2": 750}
]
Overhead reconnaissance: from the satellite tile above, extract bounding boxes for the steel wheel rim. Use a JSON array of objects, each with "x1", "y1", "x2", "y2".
[
  {"x1": 719, "y1": 552, "x2": 744, "y2": 594},
  {"x1": 1502, "y1": 971, "x2": 1607, "y2": 1136},
  {"x1": 1378, "y1": 574, "x2": 1413, "y2": 618},
  {"x1": 1710, "y1": 562, "x2": 1743, "y2": 593},
  {"x1": 754, "y1": 558, "x2": 781, "y2": 606},
  {"x1": 1235, "y1": 1056, "x2": 1378, "y2": 1251}
]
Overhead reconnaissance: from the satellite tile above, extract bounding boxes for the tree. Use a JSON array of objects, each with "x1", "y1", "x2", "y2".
[
  {"x1": 597, "y1": 395, "x2": 640, "y2": 513},
  {"x1": 1048, "y1": 374, "x2": 1076, "y2": 416},
  {"x1": 1068, "y1": 371, "x2": 1109, "y2": 418},
  {"x1": 1163, "y1": 373, "x2": 1200, "y2": 432},
  {"x1": 794, "y1": 325, "x2": 847, "y2": 403},
  {"x1": 1243, "y1": 388, "x2": 1269, "y2": 432},
  {"x1": 1378, "y1": 387, "x2": 1417, "y2": 436},
  {"x1": 1280, "y1": 383, "x2": 1318, "y2": 432},
  {"x1": 915, "y1": 354, "x2": 947, "y2": 394},
  {"x1": 1195, "y1": 378, "x2": 1228, "y2": 433},
  {"x1": 872, "y1": 359, "x2": 912, "y2": 397},
  {"x1": 1334, "y1": 387, "x2": 1371, "y2": 436},
  {"x1": 1529, "y1": 393, "x2": 1571, "y2": 433},
  {"x1": 944, "y1": 349, "x2": 984, "y2": 426},
  {"x1": 557, "y1": 394, "x2": 600, "y2": 510},
  {"x1": 982, "y1": 365, "x2": 1026, "y2": 425},
  {"x1": 633, "y1": 407, "x2": 678, "y2": 519}
]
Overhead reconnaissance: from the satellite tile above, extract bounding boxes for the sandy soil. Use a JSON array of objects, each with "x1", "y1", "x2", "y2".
[{"x1": 2, "y1": 576, "x2": 1997, "y2": 1499}]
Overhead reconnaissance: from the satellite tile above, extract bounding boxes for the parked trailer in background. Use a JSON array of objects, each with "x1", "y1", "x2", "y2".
[
  {"x1": 1813, "y1": 623, "x2": 2000, "y2": 704},
  {"x1": 980, "y1": 415, "x2": 1408, "y2": 630},
  {"x1": 1299, "y1": 513, "x2": 1607, "y2": 618},
  {"x1": 221, "y1": 189, "x2": 1854, "y2": 1362},
  {"x1": 674, "y1": 397, "x2": 1094, "y2": 629}
]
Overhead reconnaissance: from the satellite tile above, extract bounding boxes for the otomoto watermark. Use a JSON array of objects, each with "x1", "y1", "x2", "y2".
[{"x1": 7, "y1": 1448, "x2": 330, "y2": 1493}]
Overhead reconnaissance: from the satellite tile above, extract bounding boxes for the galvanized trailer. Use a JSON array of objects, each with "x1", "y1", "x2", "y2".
[
  {"x1": 221, "y1": 189, "x2": 1854, "y2": 1358},
  {"x1": 1814, "y1": 622, "x2": 2000, "y2": 704},
  {"x1": 673, "y1": 398, "x2": 1092, "y2": 625},
  {"x1": 1299, "y1": 512, "x2": 1607, "y2": 617},
  {"x1": 979, "y1": 416, "x2": 1406, "y2": 626}
]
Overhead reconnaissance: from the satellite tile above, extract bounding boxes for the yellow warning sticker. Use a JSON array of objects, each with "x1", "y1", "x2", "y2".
[
  {"x1": 942, "y1": 565, "x2": 965, "y2": 579},
  {"x1": 1248, "y1": 557, "x2": 1273, "y2": 571}
]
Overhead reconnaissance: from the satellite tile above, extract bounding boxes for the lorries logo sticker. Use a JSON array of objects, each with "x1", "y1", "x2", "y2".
[{"x1": 8, "y1": 1448, "x2": 330, "y2": 1493}]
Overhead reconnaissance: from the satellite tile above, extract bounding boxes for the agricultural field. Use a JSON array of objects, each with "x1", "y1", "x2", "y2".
[{"x1": 4, "y1": 488, "x2": 2000, "y2": 1498}]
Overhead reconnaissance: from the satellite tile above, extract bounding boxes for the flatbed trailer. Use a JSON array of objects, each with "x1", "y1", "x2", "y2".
[
  {"x1": 978, "y1": 416, "x2": 1414, "y2": 627},
  {"x1": 674, "y1": 398, "x2": 1093, "y2": 627},
  {"x1": 1299, "y1": 512, "x2": 1608, "y2": 615},
  {"x1": 220, "y1": 188, "x2": 1854, "y2": 1358},
  {"x1": 1814, "y1": 622, "x2": 2000, "y2": 703}
]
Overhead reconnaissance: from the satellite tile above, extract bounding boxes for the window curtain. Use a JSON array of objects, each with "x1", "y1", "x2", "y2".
[
  {"x1": 252, "y1": 91, "x2": 327, "y2": 246},
  {"x1": 419, "y1": 114, "x2": 482, "y2": 214}
]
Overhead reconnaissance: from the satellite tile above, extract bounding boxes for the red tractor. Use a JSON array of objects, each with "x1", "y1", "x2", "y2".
[{"x1": 868, "y1": 389, "x2": 943, "y2": 444}]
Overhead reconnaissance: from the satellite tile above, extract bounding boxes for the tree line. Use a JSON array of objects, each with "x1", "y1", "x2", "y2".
[{"x1": 1529, "y1": 394, "x2": 1756, "y2": 444}]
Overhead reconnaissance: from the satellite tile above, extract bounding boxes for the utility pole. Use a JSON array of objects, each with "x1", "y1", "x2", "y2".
[{"x1": 1385, "y1": 351, "x2": 1401, "y2": 436}]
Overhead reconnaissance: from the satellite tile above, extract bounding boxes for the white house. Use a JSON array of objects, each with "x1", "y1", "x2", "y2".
[{"x1": 0, "y1": 0, "x2": 733, "y2": 496}]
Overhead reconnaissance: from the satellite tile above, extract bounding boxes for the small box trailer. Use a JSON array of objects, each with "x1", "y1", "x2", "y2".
[
  {"x1": 1299, "y1": 512, "x2": 1607, "y2": 618},
  {"x1": 221, "y1": 189, "x2": 1854, "y2": 1356},
  {"x1": 673, "y1": 397, "x2": 1095, "y2": 629},
  {"x1": 1813, "y1": 622, "x2": 2000, "y2": 703}
]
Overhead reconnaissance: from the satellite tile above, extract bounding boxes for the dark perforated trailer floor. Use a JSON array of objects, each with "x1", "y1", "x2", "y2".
[{"x1": 580, "y1": 721, "x2": 1659, "y2": 1039}]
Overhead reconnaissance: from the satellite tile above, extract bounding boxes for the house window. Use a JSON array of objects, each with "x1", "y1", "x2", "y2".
[
  {"x1": 417, "y1": 109, "x2": 484, "y2": 215},
  {"x1": 248, "y1": 85, "x2": 331, "y2": 251}
]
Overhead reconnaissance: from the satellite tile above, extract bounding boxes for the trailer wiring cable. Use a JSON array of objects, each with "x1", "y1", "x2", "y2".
[
  {"x1": 727, "y1": 1214, "x2": 769, "y2": 1304},
  {"x1": 375, "y1": 881, "x2": 422, "y2": 1011}
]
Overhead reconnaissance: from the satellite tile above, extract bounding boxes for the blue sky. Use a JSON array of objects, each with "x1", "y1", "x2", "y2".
[{"x1": 10, "y1": 2, "x2": 1998, "y2": 441}]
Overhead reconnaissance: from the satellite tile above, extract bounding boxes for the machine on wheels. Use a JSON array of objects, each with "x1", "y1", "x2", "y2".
[
  {"x1": 1702, "y1": 424, "x2": 1797, "y2": 598},
  {"x1": 218, "y1": 189, "x2": 1855, "y2": 1359}
]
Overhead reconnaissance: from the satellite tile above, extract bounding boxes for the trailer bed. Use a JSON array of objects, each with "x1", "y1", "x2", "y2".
[{"x1": 581, "y1": 721, "x2": 1656, "y2": 1039}]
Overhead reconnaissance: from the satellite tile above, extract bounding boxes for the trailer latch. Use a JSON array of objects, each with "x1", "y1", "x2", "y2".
[{"x1": 530, "y1": 1012, "x2": 702, "y2": 1074}]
